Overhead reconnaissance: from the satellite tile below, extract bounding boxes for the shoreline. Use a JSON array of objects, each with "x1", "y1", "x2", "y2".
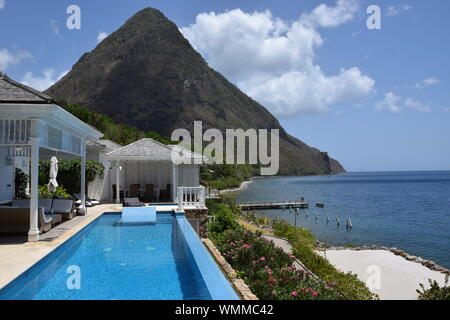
[
  {"x1": 241, "y1": 218, "x2": 449, "y2": 300},
  {"x1": 231, "y1": 176, "x2": 450, "y2": 273},
  {"x1": 230, "y1": 181, "x2": 450, "y2": 299},
  {"x1": 219, "y1": 178, "x2": 254, "y2": 194}
]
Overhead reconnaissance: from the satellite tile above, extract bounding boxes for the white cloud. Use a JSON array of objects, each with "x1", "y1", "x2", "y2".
[
  {"x1": 181, "y1": 1, "x2": 375, "y2": 116},
  {"x1": 376, "y1": 92, "x2": 402, "y2": 112},
  {"x1": 0, "y1": 0, "x2": 5, "y2": 10},
  {"x1": 404, "y1": 98, "x2": 431, "y2": 112},
  {"x1": 423, "y1": 77, "x2": 440, "y2": 86},
  {"x1": 376, "y1": 92, "x2": 431, "y2": 113},
  {"x1": 0, "y1": 48, "x2": 32, "y2": 72},
  {"x1": 50, "y1": 19, "x2": 59, "y2": 35},
  {"x1": 97, "y1": 31, "x2": 108, "y2": 43},
  {"x1": 21, "y1": 69, "x2": 68, "y2": 91},
  {"x1": 443, "y1": 107, "x2": 450, "y2": 112},
  {"x1": 414, "y1": 77, "x2": 440, "y2": 89},
  {"x1": 300, "y1": 0, "x2": 360, "y2": 28},
  {"x1": 386, "y1": 5, "x2": 412, "y2": 17}
]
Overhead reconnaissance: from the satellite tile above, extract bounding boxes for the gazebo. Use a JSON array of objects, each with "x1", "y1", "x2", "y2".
[
  {"x1": 0, "y1": 74, "x2": 103, "y2": 241},
  {"x1": 106, "y1": 138, "x2": 207, "y2": 207}
]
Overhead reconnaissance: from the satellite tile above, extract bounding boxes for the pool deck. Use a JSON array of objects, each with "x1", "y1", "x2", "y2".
[{"x1": 0, "y1": 204, "x2": 122, "y2": 290}]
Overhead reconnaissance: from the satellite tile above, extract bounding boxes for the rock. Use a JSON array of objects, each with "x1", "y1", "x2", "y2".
[
  {"x1": 415, "y1": 257, "x2": 424, "y2": 264},
  {"x1": 433, "y1": 265, "x2": 446, "y2": 272},
  {"x1": 362, "y1": 246, "x2": 370, "y2": 250},
  {"x1": 380, "y1": 246, "x2": 388, "y2": 250},
  {"x1": 424, "y1": 260, "x2": 436, "y2": 268},
  {"x1": 371, "y1": 245, "x2": 381, "y2": 250},
  {"x1": 406, "y1": 255, "x2": 417, "y2": 261}
]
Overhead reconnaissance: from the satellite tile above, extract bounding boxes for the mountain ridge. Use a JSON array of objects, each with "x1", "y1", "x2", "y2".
[{"x1": 46, "y1": 7, "x2": 345, "y2": 176}]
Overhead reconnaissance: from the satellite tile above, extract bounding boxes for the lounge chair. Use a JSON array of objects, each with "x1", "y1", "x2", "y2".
[
  {"x1": 52, "y1": 199, "x2": 76, "y2": 221},
  {"x1": 159, "y1": 184, "x2": 172, "y2": 202},
  {"x1": 124, "y1": 197, "x2": 145, "y2": 207},
  {"x1": 38, "y1": 198, "x2": 62, "y2": 226},
  {"x1": 0, "y1": 206, "x2": 52, "y2": 235},
  {"x1": 144, "y1": 184, "x2": 154, "y2": 202},
  {"x1": 129, "y1": 184, "x2": 140, "y2": 198},
  {"x1": 73, "y1": 194, "x2": 100, "y2": 206}
]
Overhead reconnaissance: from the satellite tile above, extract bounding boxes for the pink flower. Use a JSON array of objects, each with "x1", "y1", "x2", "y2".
[
  {"x1": 272, "y1": 290, "x2": 277, "y2": 295},
  {"x1": 290, "y1": 291, "x2": 297, "y2": 296},
  {"x1": 259, "y1": 257, "x2": 266, "y2": 262}
]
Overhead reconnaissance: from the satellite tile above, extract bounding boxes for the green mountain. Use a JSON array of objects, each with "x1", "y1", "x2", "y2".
[{"x1": 46, "y1": 8, "x2": 345, "y2": 176}]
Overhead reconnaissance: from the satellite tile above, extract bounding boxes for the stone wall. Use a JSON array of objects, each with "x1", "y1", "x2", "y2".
[{"x1": 184, "y1": 208, "x2": 209, "y2": 238}]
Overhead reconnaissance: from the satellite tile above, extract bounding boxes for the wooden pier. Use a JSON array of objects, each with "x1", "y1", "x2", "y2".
[{"x1": 238, "y1": 201, "x2": 309, "y2": 210}]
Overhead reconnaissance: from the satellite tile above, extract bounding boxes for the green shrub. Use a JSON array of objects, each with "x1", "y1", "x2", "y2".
[
  {"x1": 15, "y1": 168, "x2": 29, "y2": 199},
  {"x1": 38, "y1": 185, "x2": 71, "y2": 199},
  {"x1": 273, "y1": 220, "x2": 376, "y2": 300},
  {"x1": 215, "y1": 229, "x2": 341, "y2": 300},
  {"x1": 417, "y1": 276, "x2": 450, "y2": 300},
  {"x1": 208, "y1": 203, "x2": 240, "y2": 235},
  {"x1": 39, "y1": 158, "x2": 104, "y2": 195}
]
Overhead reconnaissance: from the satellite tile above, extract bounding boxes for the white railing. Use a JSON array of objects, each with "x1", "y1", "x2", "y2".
[
  {"x1": 0, "y1": 119, "x2": 31, "y2": 145},
  {"x1": 177, "y1": 186, "x2": 206, "y2": 211}
]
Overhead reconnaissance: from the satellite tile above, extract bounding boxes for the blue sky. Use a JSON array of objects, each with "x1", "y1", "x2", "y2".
[{"x1": 0, "y1": 0, "x2": 449, "y2": 172}]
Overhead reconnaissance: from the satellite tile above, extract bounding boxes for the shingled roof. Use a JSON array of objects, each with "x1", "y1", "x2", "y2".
[
  {"x1": 0, "y1": 73, "x2": 54, "y2": 103},
  {"x1": 106, "y1": 138, "x2": 205, "y2": 161},
  {"x1": 106, "y1": 138, "x2": 173, "y2": 157}
]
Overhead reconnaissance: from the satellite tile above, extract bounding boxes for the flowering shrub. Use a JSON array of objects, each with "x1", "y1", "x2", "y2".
[{"x1": 215, "y1": 229, "x2": 341, "y2": 300}]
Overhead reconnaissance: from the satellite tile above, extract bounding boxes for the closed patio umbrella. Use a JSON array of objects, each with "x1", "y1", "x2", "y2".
[{"x1": 47, "y1": 156, "x2": 59, "y2": 193}]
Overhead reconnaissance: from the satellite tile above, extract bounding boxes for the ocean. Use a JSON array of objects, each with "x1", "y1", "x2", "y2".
[{"x1": 236, "y1": 171, "x2": 450, "y2": 269}]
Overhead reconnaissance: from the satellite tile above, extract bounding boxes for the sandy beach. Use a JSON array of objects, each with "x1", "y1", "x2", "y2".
[{"x1": 316, "y1": 249, "x2": 448, "y2": 300}]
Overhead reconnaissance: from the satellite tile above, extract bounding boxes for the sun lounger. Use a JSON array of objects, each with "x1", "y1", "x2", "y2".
[
  {"x1": 37, "y1": 199, "x2": 61, "y2": 226},
  {"x1": 124, "y1": 197, "x2": 145, "y2": 207},
  {"x1": 73, "y1": 194, "x2": 100, "y2": 206},
  {"x1": 52, "y1": 199, "x2": 76, "y2": 220}
]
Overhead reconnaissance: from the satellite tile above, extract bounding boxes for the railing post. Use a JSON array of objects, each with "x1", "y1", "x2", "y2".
[
  {"x1": 200, "y1": 186, "x2": 206, "y2": 207},
  {"x1": 178, "y1": 187, "x2": 183, "y2": 212}
]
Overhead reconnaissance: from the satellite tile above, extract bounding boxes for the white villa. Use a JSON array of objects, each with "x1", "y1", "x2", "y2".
[{"x1": 0, "y1": 74, "x2": 207, "y2": 241}]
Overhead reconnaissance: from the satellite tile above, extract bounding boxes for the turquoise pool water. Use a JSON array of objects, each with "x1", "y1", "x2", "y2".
[{"x1": 0, "y1": 213, "x2": 237, "y2": 300}]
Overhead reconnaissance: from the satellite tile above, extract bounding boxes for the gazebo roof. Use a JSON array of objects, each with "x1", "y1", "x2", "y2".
[{"x1": 106, "y1": 138, "x2": 205, "y2": 162}]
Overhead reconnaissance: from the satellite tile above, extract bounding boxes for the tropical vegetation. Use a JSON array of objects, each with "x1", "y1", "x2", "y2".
[{"x1": 207, "y1": 197, "x2": 377, "y2": 300}]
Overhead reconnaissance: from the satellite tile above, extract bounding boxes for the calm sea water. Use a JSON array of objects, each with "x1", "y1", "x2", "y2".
[{"x1": 236, "y1": 171, "x2": 450, "y2": 269}]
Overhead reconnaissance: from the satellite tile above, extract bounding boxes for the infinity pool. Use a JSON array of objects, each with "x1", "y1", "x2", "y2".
[{"x1": 0, "y1": 213, "x2": 238, "y2": 300}]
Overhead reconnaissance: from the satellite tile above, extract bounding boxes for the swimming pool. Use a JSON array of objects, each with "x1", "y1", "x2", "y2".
[{"x1": 0, "y1": 212, "x2": 239, "y2": 300}]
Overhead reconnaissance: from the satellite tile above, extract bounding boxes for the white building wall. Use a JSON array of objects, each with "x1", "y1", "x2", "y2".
[
  {"x1": 0, "y1": 147, "x2": 14, "y2": 204},
  {"x1": 87, "y1": 150, "x2": 112, "y2": 201}
]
